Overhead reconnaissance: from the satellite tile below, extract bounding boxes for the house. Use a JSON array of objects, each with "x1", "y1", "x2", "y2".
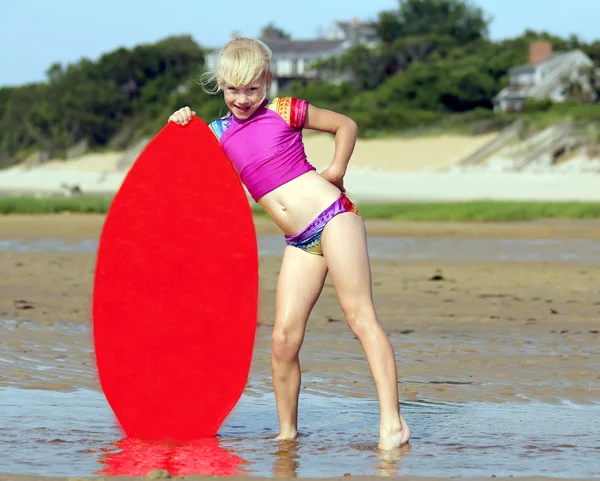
[
  {"x1": 494, "y1": 41, "x2": 597, "y2": 112},
  {"x1": 205, "y1": 19, "x2": 378, "y2": 95},
  {"x1": 321, "y1": 19, "x2": 379, "y2": 46}
]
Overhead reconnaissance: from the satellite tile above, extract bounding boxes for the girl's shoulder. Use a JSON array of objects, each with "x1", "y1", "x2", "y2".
[
  {"x1": 208, "y1": 113, "x2": 233, "y2": 141},
  {"x1": 266, "y1": 97, "x2": 308, "y2": 129}
]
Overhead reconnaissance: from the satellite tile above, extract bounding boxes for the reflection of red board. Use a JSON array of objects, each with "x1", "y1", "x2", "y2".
[
  {"x1": 97, "y1": 437, "x2": 246, "y2": 476},
  {"x1": 93, "y1": 117, "x2": 258, "y2": 441}
]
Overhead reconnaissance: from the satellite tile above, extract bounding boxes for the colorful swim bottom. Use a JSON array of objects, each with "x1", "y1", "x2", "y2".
[{"x1": 284, "y1": 193, "x2": 361, "y2": 256}]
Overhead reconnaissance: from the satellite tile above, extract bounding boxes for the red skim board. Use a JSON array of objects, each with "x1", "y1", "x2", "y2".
[{"x1": 92, "y1": 117, "x2": 259, "y2": 441}]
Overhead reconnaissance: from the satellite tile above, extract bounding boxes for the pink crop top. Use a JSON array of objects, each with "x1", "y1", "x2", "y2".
[{"x1": 208, "y1": 97, "x2": 316, "y2": 201}]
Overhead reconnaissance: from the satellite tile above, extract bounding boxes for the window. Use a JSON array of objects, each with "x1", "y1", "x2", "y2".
[{"x1": 278, "y1": 59, "x2": 292, "y2": 76}]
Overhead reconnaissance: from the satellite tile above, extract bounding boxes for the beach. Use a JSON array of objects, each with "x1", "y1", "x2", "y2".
[
  {"x1": 1, "y1": 131, "x2": 599, "y2": 202},
  {"x1": 1, "y1": 214, "x2": 600, "y2": 479},
  {"x1": 1, "y1": 129, "x2": 600, "y2": 479}
]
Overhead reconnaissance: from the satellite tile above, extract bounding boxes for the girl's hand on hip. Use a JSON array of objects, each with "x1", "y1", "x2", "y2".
[
  {"x1": 168, "y1": 106, "x2": 195, "y2": 125},
  {"x1": 320, "y1": 167, "x2": 346, "y2": 193}
]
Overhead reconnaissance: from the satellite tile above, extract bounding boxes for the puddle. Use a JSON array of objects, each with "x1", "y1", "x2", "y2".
[
  {"x1": 1, "y1": 388, "x2": 599, "y2": 478},
  {"x1": 1, "y1": 236, "x2": 599, "y2": 262},
  {"x1": 0, "y1": 239, "x2": 99, "y2": 254}
]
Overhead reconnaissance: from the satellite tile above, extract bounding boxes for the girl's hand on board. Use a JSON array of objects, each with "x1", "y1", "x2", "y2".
[
  {"x1": 169, "y1": 106, "x2": 196, "y2": 126},
  {"x1": 320, "y1": 166, "x2": 346, "y2": 193}
]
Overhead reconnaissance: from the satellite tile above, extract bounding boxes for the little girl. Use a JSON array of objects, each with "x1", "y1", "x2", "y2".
[{"x1": 169, "y1": 37, "x2": 410, "y2": 450}]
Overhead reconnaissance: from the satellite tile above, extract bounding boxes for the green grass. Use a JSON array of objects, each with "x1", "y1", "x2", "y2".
[
  {"x1": 353, "y1": 201, "x2": 600, "y2": 222},
  {"x1": 0, "y1": 196, "x2": 113, "y2": 214},
  {"x1": 249, "y1": 200, "x2": 600, "y2": 222},
  {"x1": 2, "y1": 196, "x2": 600, "y2": 222}
]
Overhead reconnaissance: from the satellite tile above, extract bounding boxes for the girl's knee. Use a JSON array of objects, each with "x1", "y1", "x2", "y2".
[
  {"x1": 341, "y1": 304, "x2": 378, "y2": 336},
  {"x1": 272, "y1": 324, "x2": 304, "y2": 362}
]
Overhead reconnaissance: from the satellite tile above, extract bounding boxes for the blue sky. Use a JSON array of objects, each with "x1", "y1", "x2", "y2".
[{"x1": 2, "y1": 0, "x2": 598, "y2": 87}]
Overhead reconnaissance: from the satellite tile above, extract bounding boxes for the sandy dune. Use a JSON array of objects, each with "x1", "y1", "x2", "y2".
[{"x1": 304, "y1": 132, "x2": 499, "y2": 172}]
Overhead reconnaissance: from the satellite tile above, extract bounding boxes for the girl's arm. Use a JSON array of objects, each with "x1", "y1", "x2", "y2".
[{"x1": 304, "y1": 104, "x2": 358, "y2": 180}]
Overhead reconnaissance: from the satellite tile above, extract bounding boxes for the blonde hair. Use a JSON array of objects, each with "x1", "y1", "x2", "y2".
[{"x1": 202, "y1": 37, "x2": 272, "y2": 95}]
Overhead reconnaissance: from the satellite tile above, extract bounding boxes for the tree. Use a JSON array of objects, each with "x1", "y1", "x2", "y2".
[
  {"x1": 391, "y1": 34, "x2": 457, "y2": 72},
  {"x1": 563, "y1": 66, "x2": 600, "y2": 103},
  {"x1": 0, "y1": 85, "x2": 58, "y2": 159},
  {"x1": 372, "y1": 0, "x2": 490, "y2": 76},
  {"x1": 583, "y1": 40, "x2": 600, "y2": 64},
  {"x1": 46, "y1": 63, "x2": 64, "y2": 83},
  {"x1": 0, "y1": 35, "x2": 206, "y2": 166},
  {"x1": 339, "y1": 45, "x2": 388, "y2": 89},
  {"x1": 374, "y1": 0, "x2": 490, "y2": 46},
  {"x1": 310, "y1": 45, "x2": 388, "y2": 90},
  {"x1": 372, "y1": 11, "x2": 403, "y2": 45},
  {"x1": 260, "y1": 22, "x2": 291, "y2": 40}
]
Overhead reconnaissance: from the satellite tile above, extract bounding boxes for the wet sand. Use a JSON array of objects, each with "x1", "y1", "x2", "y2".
[{"x1": 1, "y1": 215, "x2": 600, "y2": 479}]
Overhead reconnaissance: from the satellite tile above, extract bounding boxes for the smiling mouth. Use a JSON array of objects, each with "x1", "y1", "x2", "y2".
[{"x1": 234, "y1": 105, "x2": 251, "y2": 113}]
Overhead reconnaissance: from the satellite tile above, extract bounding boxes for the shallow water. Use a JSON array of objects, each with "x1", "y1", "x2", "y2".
[
  {"x1": 1, "y1": 235, "x2": 600, "y2": 262},
  {"x1": 1, "y1": 388, "x2": 599, "y2": 478}
]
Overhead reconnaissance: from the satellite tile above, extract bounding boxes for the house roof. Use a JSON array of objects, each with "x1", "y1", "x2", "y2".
[
  {"x1": 510, "y1": 65, "x2": 536, "y2": 75},
  {"x1": 509, "y1": 51, "x2": 571, "y2": 74},
  {"x1": 262, "y1": 38, "x2": 346, "y2": 56}
]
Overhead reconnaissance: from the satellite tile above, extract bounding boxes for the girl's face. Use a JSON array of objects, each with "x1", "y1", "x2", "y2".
[{"x1": 224, "y1": 81, "x2": 267, "y2": 120}]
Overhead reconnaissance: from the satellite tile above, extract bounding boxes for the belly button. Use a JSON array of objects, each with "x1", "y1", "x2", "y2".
[{"x1": 281, "y1": 205, "x2": 287, "y2": 211}]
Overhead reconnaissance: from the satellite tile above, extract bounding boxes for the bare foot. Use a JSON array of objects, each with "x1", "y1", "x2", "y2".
[
  {"x1": 275, "y1": 429, "x2": 297, "y2": 441},
  {"x1": 378, "y1": 413, "x2": 410, "y2": 450}
]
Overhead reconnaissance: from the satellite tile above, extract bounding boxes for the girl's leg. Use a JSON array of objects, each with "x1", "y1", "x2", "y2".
[
  {"x1": 321, "y1": 213, "x2": 410, "y2": 450},
  {"x1": 272, "y1": 245, "x2": 328, "y2": 439}
]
